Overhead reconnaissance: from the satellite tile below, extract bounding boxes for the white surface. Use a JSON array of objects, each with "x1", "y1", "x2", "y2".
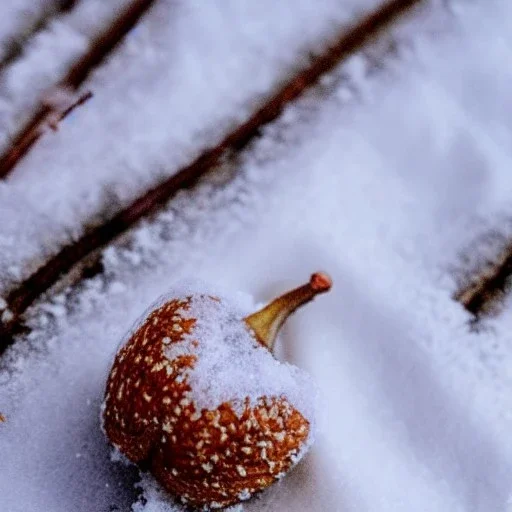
[{"x1": 1, "y1": 0, "x2": 512, "y2": 511}]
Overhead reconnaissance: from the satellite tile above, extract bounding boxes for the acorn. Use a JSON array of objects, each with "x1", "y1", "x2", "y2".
[{"x1": 102, "y1": 272, "x2": 332, "y2": 509}]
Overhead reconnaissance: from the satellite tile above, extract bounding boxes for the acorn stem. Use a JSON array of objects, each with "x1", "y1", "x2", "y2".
[{"x1": 244, "y1": 272, "x2": 332, "y2": 351}]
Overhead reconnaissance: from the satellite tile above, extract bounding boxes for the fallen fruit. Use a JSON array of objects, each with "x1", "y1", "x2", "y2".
[{"x1": 102, "y1": 272, "x2": 331, "y2": 509}]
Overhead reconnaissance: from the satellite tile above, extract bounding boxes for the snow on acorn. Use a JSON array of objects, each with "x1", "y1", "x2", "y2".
[{"x1": 102, "y1": 272, "x2": 332, "y2": 509}]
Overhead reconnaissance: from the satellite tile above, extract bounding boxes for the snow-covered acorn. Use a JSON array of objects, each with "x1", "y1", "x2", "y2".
[{"x1": 102, "y1": 272, "x2": 332, "y2": 509}]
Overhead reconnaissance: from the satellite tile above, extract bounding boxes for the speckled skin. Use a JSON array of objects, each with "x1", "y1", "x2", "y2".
[{"x1": 103, "y1": 297, "x2": 310, "y2": 509}]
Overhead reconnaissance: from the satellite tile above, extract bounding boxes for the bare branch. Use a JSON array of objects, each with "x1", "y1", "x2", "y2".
[{"x1": 0, "y1": 0, "x2": 157, "y2": 178}]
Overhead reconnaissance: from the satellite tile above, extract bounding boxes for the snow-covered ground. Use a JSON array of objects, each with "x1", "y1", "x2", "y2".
[
  {"x1": 1, "y1": 0, "x2": 512, "y2": 511},
  {"x1": 0, "y1": 0, "x2": 380, "y2": 293}
]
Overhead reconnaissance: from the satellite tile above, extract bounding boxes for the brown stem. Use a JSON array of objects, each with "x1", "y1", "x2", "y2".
[
  {"x1": 0, "y1": 0, "x2": 157, "y2": 178},
  {"x1": 245, "y1": 272, "x2": 332, "y2": 351},
  {"x1": 0, "y1": 0, "x2": 421, "y2": 354}
]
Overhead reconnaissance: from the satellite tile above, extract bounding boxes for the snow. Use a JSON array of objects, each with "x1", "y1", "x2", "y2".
[
  {"x1": 1, "y1": 0, "x2": 512, "y2": 511},
  {"x1": 0, "y1": 0, "x2": 381, "y2": 293},
  {"x1": 130, "y1": 284, "x2": 319, "y2": 423},
  {"x1": 132, "y1": 474, "x2": 244, "y2": 512}
]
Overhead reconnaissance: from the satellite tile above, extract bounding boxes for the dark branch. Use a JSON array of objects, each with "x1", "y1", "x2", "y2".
[{"x1": 454, "y1": 243, "x2": 512, "y2": 317}]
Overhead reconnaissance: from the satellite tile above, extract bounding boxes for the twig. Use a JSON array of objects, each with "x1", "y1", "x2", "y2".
[
  {"x1": 49, "y1": 90, "x2": 94, "y2": 130},
  {"x1": 0, "y1": 0, "x2": 423, "y2": 353},
  {"x1": 454, "y1": 243, "x2": 512, "y2": 317},
  {"x1": 0, "y1": 0, "x2": 157, "y2": 178},
  {"x1": 4, "y1": 89, "x2": 93, "y2": 160}
]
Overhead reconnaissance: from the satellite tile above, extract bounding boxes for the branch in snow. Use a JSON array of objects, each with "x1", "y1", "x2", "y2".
[
  {"x1": 44, "y1": 88, "x2": 94, "y2": 131},
  {"x1": 0, "y1": 0, "x2": 157, "y2": 179},
  {"x1": 0, "y1": 0, "x2": 423, "y2": 354},
  {"x1": 0, "y1": 88, "x2": 93, "y2": 173},
  {"x1": 0, "y1": 0, "x2": 78, "y2": 69},
  {"x1": 454, "y1": 242, "x2": 512, "y2": 318}
]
